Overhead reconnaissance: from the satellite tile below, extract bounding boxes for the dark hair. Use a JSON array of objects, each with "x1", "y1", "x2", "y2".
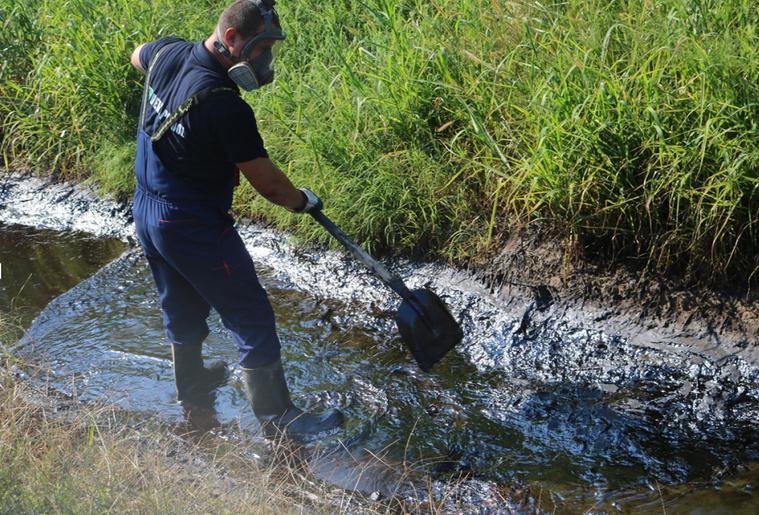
[{"x1": 218, "y1": 0, "x2": 279, "y2": 38}]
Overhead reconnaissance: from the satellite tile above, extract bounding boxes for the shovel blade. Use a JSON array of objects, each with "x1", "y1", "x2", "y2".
[{"x1": 396, "y1": 289, "x2": 463, "y2": 372}]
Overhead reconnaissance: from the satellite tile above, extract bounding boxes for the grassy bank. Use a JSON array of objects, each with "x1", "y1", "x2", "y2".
[
  {"x1": 0, "y1": 373, "x2": 347, "y2": 513},
  {"x1": 1, "y1": 0, "x2": 757, "y2": 283}
]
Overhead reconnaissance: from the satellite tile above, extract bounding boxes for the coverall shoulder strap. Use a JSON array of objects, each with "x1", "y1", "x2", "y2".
[
  {"x1": 151, "y1": 86, "x2": 238, "y2": 143},
  {"x1": 139, "y1": 44, "x2": 173, "y2": 130}
]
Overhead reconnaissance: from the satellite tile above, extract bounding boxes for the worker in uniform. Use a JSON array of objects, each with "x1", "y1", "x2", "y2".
[{"x1": 130, "y1": 0, "x2": 342, "y2": 438}]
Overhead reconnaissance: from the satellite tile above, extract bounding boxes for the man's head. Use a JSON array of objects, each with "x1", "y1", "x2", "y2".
[{"x1": 213, "y1": 0, "x2": 285, "y2": 91}]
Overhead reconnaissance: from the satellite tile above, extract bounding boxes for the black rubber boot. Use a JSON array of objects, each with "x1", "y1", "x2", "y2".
[
  {"x1": 242, "y1": 359, "x2": 343, "y2": 440},
  {"x1": 171, "y1": 343, "x2": 228, "y2": 404}
]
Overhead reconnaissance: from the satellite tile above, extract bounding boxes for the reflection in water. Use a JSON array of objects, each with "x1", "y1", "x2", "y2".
[
  {"x1": 178, "y1": 396, "x2": 222, "y2": 436},
  {"x1": 5, "y1": 225, "x2": 757, "y2": 511},
  {"x1": 0, "y1": 222, "x2": 126, "y2": 325}
]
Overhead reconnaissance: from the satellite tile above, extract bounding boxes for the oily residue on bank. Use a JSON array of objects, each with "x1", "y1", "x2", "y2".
[{"x1": 11, "y1": 247, "x2": 758, "y2": 512}]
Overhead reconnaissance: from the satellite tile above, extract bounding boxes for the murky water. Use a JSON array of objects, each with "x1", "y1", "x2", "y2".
[
  {"x1": 0, "y1": 223, "x2": 126, "y2": 325},
  {"x1": 6, "y1": 222, "x2": 756, "y2": 512}
]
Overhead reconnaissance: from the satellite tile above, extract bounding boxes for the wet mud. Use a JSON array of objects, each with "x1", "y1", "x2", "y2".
[{"x1": 1, "y1": 170, "x2": 757, "y2": 512}]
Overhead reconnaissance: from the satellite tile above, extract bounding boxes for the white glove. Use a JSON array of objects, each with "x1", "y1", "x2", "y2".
[{"x1": 295, "y1": 187, "x2": 323, "y2": 213}]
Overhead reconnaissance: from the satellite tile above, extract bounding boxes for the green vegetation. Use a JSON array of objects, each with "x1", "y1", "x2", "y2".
[{"x1": 1, "y1": 0, "x2": 757, "y2": 282}]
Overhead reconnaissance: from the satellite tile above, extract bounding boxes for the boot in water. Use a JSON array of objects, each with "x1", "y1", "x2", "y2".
[
  {"x1": 242, "y1": 358, "x2": 343, "y2": 440},
  {"x1": 171, "y1": 343, "x2": 228, "y2": 404}
]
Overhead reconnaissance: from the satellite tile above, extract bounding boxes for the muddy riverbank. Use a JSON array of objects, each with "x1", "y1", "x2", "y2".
[
  {"x1": 1, "y1": 169, "x2": 757, "y2": 512},
  {"x1": 484, "y1": 228, "x2": 756, "y2": 364}
]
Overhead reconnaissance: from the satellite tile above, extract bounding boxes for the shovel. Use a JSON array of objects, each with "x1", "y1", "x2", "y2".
[{"x1": 309, "y1": 209, "x2": 463, "y2": 372}]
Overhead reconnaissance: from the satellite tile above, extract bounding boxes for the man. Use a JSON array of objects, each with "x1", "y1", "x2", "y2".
[{"x1": 130, "y1": 0, "x2": 342, "y2": 439}]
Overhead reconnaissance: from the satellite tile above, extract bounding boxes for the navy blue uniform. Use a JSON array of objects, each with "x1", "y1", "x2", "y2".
[{"x1": 133, "y1": 37, "x2": 281, "y2": 368}]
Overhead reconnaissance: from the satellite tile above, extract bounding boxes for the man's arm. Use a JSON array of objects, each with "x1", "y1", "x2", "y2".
[
  {"x1": 131, "y1": 43, "x2": 146, "y2": 73},
  {"x1": 236, "y1": 157, "x2": 307, "y2": 212}
]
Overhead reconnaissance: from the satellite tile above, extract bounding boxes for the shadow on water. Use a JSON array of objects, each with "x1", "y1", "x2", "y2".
[{"x1": 5, "y1": 224, "x2": 758, "y2": 511}]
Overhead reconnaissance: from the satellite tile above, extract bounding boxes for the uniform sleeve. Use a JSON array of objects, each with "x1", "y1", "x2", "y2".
[
  {"x1": 214, "y1": 96, "x2": 269, "y2": 163},
  {"x1": 139, "y1": 36, "x2": 184, "y2": 71}
]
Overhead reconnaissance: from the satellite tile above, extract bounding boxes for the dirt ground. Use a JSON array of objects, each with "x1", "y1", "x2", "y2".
[{"x1": 478, "y1": 228, "x2": 757, "y2": 369}]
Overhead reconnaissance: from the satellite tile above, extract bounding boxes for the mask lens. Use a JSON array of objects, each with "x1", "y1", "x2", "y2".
[
  {"x1": 244, "y1": 40, "x2": 280, "y2": 67},
  {"x1": 245, "y1": 41, "x2": 281, "y2": 87}
]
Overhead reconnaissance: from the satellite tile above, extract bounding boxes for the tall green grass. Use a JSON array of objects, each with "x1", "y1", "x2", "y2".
[{"x1": 1, "y1": 0, "x2": 757, "y2": 282}]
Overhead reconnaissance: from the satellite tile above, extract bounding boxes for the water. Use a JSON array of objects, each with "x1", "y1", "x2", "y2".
[
  {"x1": 0, "y1": 223, "x2": 126, "y2": 325},
  {"x1": 4, "y1": 223, "x2": 758, "y2": 512}
]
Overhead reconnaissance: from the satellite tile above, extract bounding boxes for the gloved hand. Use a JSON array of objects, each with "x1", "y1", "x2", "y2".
[{"x1": 295, "y1": 187, "x2": 323, "y2": 213}]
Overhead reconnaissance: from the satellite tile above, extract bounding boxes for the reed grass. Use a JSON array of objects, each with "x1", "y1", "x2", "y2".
[{"x1": 1, "y1": 0, "x2": 757, "y2": 282}]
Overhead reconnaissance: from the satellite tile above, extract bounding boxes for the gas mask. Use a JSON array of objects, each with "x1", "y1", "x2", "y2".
[
  {"x1": 213, "y1": 1, "x2": 285, "y2": 91},
  {"x1": 226, "y1": 41, "x2": 280, "y2": 91}
]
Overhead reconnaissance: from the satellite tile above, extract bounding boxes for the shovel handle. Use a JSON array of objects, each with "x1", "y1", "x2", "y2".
[{"x1": 309, "y1": 210, "x2": 413, "y2": 300}]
